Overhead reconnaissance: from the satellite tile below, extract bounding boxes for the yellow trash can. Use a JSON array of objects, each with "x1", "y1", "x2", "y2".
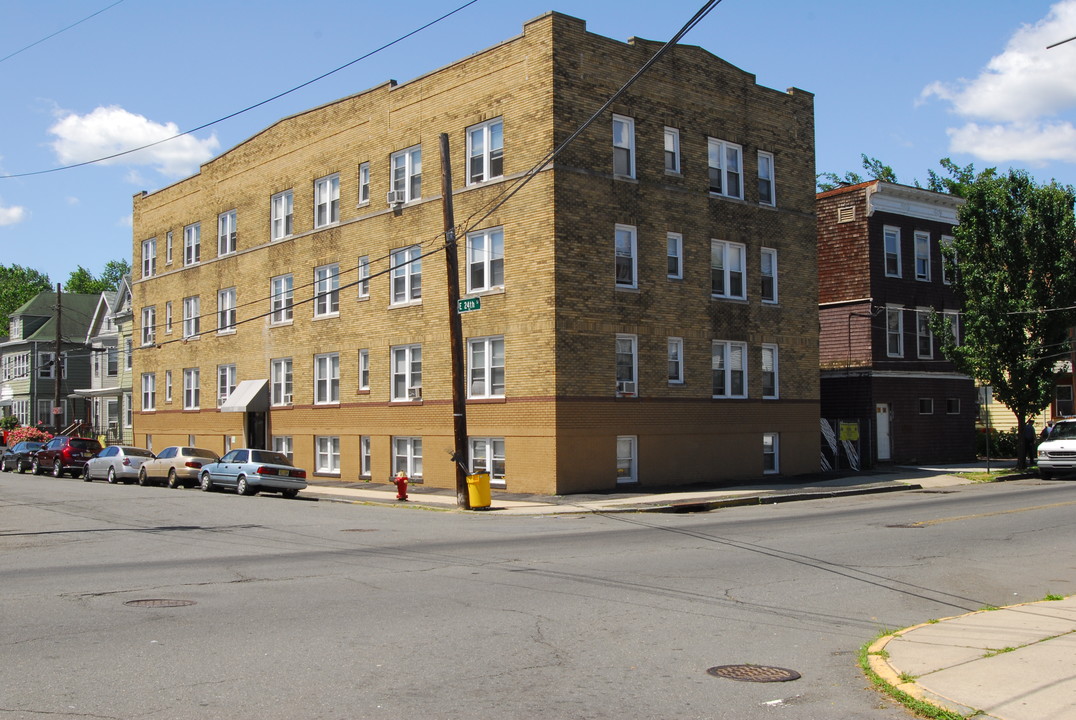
[{"x1": 466, "y1": 472, "x2": 492, "y2": 509}]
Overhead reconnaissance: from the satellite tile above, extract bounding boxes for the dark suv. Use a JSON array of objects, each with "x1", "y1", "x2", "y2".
[{"x1": 32, "y1": 436, "x2": 103, "y2": 478}]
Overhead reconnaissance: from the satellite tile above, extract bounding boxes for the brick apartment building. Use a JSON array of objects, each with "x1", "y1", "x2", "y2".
[
  {"x1": 131, "y1": 12, "x2": 819, "y2": 494},
  {"x1": 817, "y1": 181, "x2": 976, "y2": 465}
]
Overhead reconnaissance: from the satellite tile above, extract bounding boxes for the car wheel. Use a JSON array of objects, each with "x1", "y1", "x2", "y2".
[
  {"x1": 17, "y1": 459, "x2": 27, "y2": 474},
  {"x1": 107, "y1": 467, "x2": 117, "y2": 484},
  {"x1": 31, "y1": 459, "x2": 40, "y2": 475},
  {"x1": 138, "y1": 467, "x2": 150, "y2": 487},
  {"x1": 83, "y1": 465, "x2": 92, "y2": 482},
  {"x1": 53, "y1": 460, "x2": 64, "y2": 478},
  {"x1": 200, "y1": 472, "x2": 213, "y2": 492},
  {"x1": 167, "y1": 468, "x2": 180, "y2": 489},
  {"x1": 281, "y1": 489, "x2": 299, "y2": 499},
  {"x1": 237, "y1": 476, "x2": 256, "y2": 496}
]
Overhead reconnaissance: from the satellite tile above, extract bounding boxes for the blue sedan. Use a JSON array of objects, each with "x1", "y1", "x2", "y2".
[{"x1": 198, "y1": 449, "x2": 307, "y2": 498}]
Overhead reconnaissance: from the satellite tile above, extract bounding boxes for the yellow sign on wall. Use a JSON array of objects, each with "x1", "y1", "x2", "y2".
[{"x1": 839, "y1": 422, "x2": 859, "y2": 441}]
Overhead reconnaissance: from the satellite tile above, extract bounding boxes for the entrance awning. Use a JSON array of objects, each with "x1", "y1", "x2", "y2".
[{"x1": 220, "y1": 379, "x2": 269, "y2": 413}]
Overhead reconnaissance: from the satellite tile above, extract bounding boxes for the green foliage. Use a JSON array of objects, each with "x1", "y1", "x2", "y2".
[
  {"x1": 975, "y1": 427, "x2": 1018, "y2": 458},
  {"x1": 0, "y1": 264, "x2": 51, "y2": 334},
  {"x1": 63, "y1": 259, "x2": 130, "y2": 294},
  {"x1": 0, "y1": 414, "x2": 19, "y2": 430},
  {"x1": 1043, "y1": 594, "x2": 1064, "y2": 601},
  {"x1": 6, "y1": 426, "x2": 53, "y2": 444},
  {"x1": 817, "y1": 154, "x2": 897, "y2": 191}
]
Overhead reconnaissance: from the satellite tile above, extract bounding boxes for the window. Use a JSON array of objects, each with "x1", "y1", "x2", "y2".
[
  {"x1": 467, "y1": 118, "x2": 504, "y2": 184},
  {"x1": 615, "y1": 224, "x2": 637, "y2": 289},
  {"x1": 664, "y1": 127, "x2": 680, "y2": 174},
  {"x1": 217, "y1": 288, "x2": 237, "y2": 333},
  {"x1": 468, "y1": 336, "x2": 505, "y2": 398},
  {"x1": 707, "y1": 138, "x2": 743, "y2": 199},
  {"x1": 125, "y1": 338, "x2": 132, "y2": 369},
  {"x1": 886, "y1": 306, "x2": 904, "y2": 357},
  {"x1": 668, "y1": 337, "x2": 684, "y2": 384},
  {"x1": 470, "y1": 437, "x2": 506, "y2": 486},
  {"x1": 943, "y1": 310, "x2": 961, "y2": 346},
  {"x1": 919, "y1": 398, "x2": 934, "y2": 415},
  {"x1": 357, "y1": 256, "x2": 370, "y2": 299},
  {"x1": 763, "y1": 433, "x2": 779, "y2": 473},
  {"x1": 758, "y1": 151, "x2": 775, "y2": 206},
  {"x1": 712, "y1": 341, "x2": 747, "y2": 398},
  {"x1": 271, "y1": 190, "x2": 293, "y2": 240},
  {"x1": 358, "y1": 162, "x2": 370, "y2": 205},
  {"x1": 183, "y1": 368, "x2": 200, "y2": 410},
  {"x1": 165, "y1": 370, "x2": 172, "y2": 403},
  {"x1": 165, "y1": 231, "x2": 173, "y2": 264},
  {"x1": 218, "y1": 210, "x2": 237, "y2": 256},
  {"x1": 183, "y1": 222, "x2": 200, "y2": 266},
  {"x1": 761, "y1": 344, "x2": 778, "y2": 399},
  {"x1": 616, "y1": 436, "x2": 637, "y2": 483},
  {"x1": 390, "y1": 146, "x2": 422, "y2": 203},
  {"x1": 124, "y1": 392, "x2": 132, "y2": 427},
  {"x1": 273, "y1": 436, "x2": 293, "y2": 461},
  {"x1": 360, "y1": 436, "x2": 371, "y2": 478},
  {"x1": 884, "y1": 226, "x2": 901, "y2": 277},
  {"x1": 141, "y1": 373, "x2": 155, "y2": 410},
  {"x1": 217, "y1": 365, "x2": 236, "y2": 407},
  {"x1": 271, "y1": 358, "x2": 293, "y2": 405},
  {"x1": 667, "y1": 233, "x2": 683, "y2": 279},
  {"x1": 314, "y1": 264, "x2": 340, "y2": 317},
  {"x1": 392, "y1": 437, "x2": 423, "y2": 479},
  {"x1": 466, "y1": 228, "x2": 504, "y2": 292},
  {"x1": 612, "y1": 115, "x2": 635, "y2": 178},
  {"x1": 38, "y1": 351, "x2": 61, "y2": 379},
  {"x1": 914, "y1": 231, "x2": 931, "y2": 281},
  {"x1": 182, "y1": 296, "x2": 200, "y2": 339},
  {"x1": 1056, "y1": 385, "x2": 1074, "y2": 416},
  {"x1": 106, "y1": 346, "x2": 118, "y2": 377},
  {"x1": 390, "y1": 246, "x2": 422, "y2": 304},
  {"x1": 314, "y1": 353, "x2": 340, "y2": 404},
  {"x1": 165, "y1": 301, "x2": 173, "y2": 334},
  {"x1": 615, "y1": 334, "x2": 637, "y2": 397},
  {"x1": 358, "y1": 349, "x2": 370, "y2": 391},
  {"x1": 141, "y1": 306, "x2": 155, "y2": 346},
  {"x1": 37, "y1": 399, "x2": 57, "y2": 426},
  {"x1": 761, "y1": 247, "x2": 778, "y2": 303},
  {"x1": 916, "y1": 308, "x2": 933, "y2": 358},
  {"x1": 142, "y1": 238, "x2": 156, "y2": 278},
  {"x1": 947, "y1": 398, "x2": 961, "y2": 415},
  {"x1": 314, "y1": 174, "x2": 340, "y2": 227},
  {"x1": 941, "y1": 235, "x2": 955, "y2": 284},
  {"x1": 391, "y1": 344, "x2": 422, "y2": 401},
  {"x1": 316, "y1": 436, "x2": 341, "y2": 474},
  {"x1": 711, "y1": 240, "x2": 746, "y2": 299},
  {"x1": 271, "y1": 274, "x2": 293, "y2": 324}
]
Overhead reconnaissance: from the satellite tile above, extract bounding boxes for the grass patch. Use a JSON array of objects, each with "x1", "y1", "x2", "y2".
[
  {"x1": 954, "y1": 471, "x2": 1011, "y2": 483},
  {"x1": 979, "y1": 605, "x2": 1000, "y2": 612},
  {"x1": 859, "y1": 637, "x2": 977, "y2": 720},
  {"x1": 1044, "y1": 594, "x2": 1065, "y2": 601},
  {"x1": 983, "y1": 647, "x2": 1016, "y2": 658}
]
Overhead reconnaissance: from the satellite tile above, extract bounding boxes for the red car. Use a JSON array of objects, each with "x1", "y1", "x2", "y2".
[{"x1": 32, "y1": 436, "x2": 103, "y2": 478}]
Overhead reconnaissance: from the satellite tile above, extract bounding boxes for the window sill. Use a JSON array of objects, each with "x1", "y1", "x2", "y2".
[
  {"x1": 465, "y1": 286, "x2": 505, "y2": 298},
  {"x1": 615, "y1": 285, "x2": 639, "y2": 293},
  {"x1": 313, "y1": 471, "x2": 341, "y2": 478},
  {"x1": 710, "y1": 295, "x2": 748, "y2": 303},
  {"x1": 217, "y1": 329, "x2": 236, "y2": 336},
  {"x1": 270, "y1": 320, "x2": 294, "y2": 328},
  {"x1": 271, "y1": 403, "x2": 293, "y2": 410},
  {"x1": 389, "y1": 300, "x2": 423, "y2": 310},
  {"x1": 312, "y1": 313, "x2": 340, "y2": 321},
  {"x1": 467, "y1": 397, "x2": 505, "y2": 404},
  {"x1": 664, "y1": 170, "x2": 683, "y2": 178},
  {"x1": 357, "y1": 389, "x2": 370, "y2": 395},
  {"x1": 390, "y1": 398, "x2": 423, "y2": 405}
]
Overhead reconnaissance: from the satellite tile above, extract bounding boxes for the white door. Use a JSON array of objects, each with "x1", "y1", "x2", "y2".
[{"x1": 876, "y1": 403, "x2": 891, "y2": 461}]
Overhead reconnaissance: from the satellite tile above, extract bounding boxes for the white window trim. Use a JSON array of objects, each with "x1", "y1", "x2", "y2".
[
  {"x1": 271, "y1": 190, "x2": 294, "y2": 241},
  {"x1": 360, "y1": 436, "x2": 371, "y2": 478},
  {"x1": 941, "y1": 235, "x2": 955, "y2": 285},
  {"x1": 615, "y1": 224, "x2": 638, "y2": 289},
  {"x1": 270, "y1": 274, "x2": 294, "y2": 325},
  {"x1": 392, "y1": 436, "x2": 423, "y2": 479},
  {"x1": 616, "y1": 436, "x2": 638, "y2": 484},
  {"x1": 357, "y1": 256, "x2": 370, "y2": 299},
  {"x1": 612, "y1": 114, "x2": 635, "y2": 179},
  {"x1": 183, "y1": 368, "x2": 200, "y2": 410},
  {"x1": 314, "y1": 174, "x2": 340, "y2": 228},
  {"x1": 664, "y1": 127, "x2": 680, "y2": 174},
  {"x1": 884, "y1": 226, "x2": 902, "y2": 278},
  {"x1": 761, "y1": 247, "x2": 778, "y2": 304},
  {"x1": 667, "y1": 232, "x2": 683, "y2": 280},
  {"x1": 271, "y1": 358, "x2": 293, "y2": 406},
  {"x1": 358, "y1": 349, "x2": 370, "y2": 391},
  {"x1": 914, "y1": 231, "x2": 931, "y2": 282},
  {"x1": 886, "y1": 305, "x2": 904, "y2": 358},
  {"x1": 469, "y1": 437, "x2": 506, "y2": 486},
  {"x1": 466, "y1": 228, "x2": 505, "y2": 294},
  {"x1": 943, "y1": 310, "x2": 961, "y2": 347},
  {"x1": 217, "y1": 288, "x2": 237, "y2": 334},
  {"x1": 217, "y1": 364, "x2": 236, "y2": 408},
  {"x1": 164, "y1": 302, "x2": 172, "y2": 334},
  {"x1": 182, "y1": 296, "x2": 200, "y2": 339},
  {"x1": 142, "y1": 238, "x2": 156, "y2": 278},
  {"x1": 314, "y1": 264, "x2": 341, "y2": 317},
  {"x1": 668, "y1": 337, "x2": 684, "y2": 385},
  {"x1": 711, "y1": 239, "x2": 747, "y2": 300},
  {"x1": 467, "y1": 336, "x2": 505, "y2": 399},
  {"x1": 141, "y1": 373, "x2": 155, "y2": 411},
  {"x1": 218, "y1": 210, "x2": 237, "y2": 256},
  {"x1": 164, "y1": 370, "x2": 172, "y2": 403},
  {"x1": 314, "y1": 352, "x2": 340, "y2": 405},
  {"x1": 916, "y1": 308, "x2": 934, "y2": 359},
  {"x1": 466, "y1": 118, "x2": 504, "y2": 185},
  {"x1": 183, "y1": 223, "x2": 201, "y2": 266},
  {"x1": 757, "y1": 150, "x2": 775, "y2": 206},
  {"x1": 141, "y1": 307, "x2": 156, "y2": 347},
  {"x1": 712, "y1": 340, "x2": 748, "y2": 399},
  {"x1": 390, "y1": 246, "x2": 422, "y2": 306},
  {"x1": 316, "y1": 435, "x2": 341, "y2": 475},
  {"x1": 273, "y1": 435, "x2": 294, "y2": 461},
  {"x1": 391, "y1": 344, "x2": 422, "y2": 402},
  {"x1": 390, "y1": 146, "x2": 422, "y2": 204},
  {"x1": 358, "y1": 163, "x2": 371, "y2": 205},
  {"x1": 616, "y1": 334, "x2": 638, "y2": 397},
  {"x1": 761, "y1": 344, "x2": 779, "y2": 399},
  {"x1": 707, "y1": 137, "x2": 743, "y2": 200},
  {"x1": 165, "y1": 231, "x2": 173, "y2": 265},
  {"x1": 763, "y1": 433, "x2": 779, "y2": 474}
]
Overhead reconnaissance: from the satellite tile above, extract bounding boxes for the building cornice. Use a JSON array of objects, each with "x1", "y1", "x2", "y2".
[{"x1": 866, "y1": 182, "x2": 963, "y2": 225}]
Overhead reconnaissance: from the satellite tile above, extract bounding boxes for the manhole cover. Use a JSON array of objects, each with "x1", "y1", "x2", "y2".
[
  {"x1": 124, "y1": 599, "x2": 196, "y2": 608},
  {"x1": 707, "y1": 665, "x2": 801, "y2": 683}
]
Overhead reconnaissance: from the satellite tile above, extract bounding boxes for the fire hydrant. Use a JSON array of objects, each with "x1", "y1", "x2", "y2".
[{"x1": 391, "y1": 471, "x2": 409, "y2": 501}]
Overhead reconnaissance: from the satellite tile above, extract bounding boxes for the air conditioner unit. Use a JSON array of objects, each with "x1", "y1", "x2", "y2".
[
  {"x1": 408, "y1": 387, "x2": 422, "y2": 400},
  {"x1": 616, "y1": 381, "x2": 636, "y2": 397},
  {"x1": 386, "y1": 190, "x2": 406, "y2": 206},
  {"x1": 283, "y1": 393, "x2": 293, "y2": 405}
]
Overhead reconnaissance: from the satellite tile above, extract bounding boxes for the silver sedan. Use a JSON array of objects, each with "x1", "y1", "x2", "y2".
[{"x1": 83, "y1": 446, "x2": 155, "y2": 484}]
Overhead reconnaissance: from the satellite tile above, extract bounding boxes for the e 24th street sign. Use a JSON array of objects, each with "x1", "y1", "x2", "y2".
[{"x1": 458, "y1": 297, "x2": 481, "y2": 313}]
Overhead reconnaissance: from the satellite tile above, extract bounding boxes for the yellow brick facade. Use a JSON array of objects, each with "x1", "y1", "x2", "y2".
[{"x1": 131, "y1": 12, "x2": 818, "y2": 494}]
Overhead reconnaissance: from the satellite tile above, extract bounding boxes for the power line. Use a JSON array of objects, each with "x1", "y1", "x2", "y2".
[{"x1": 0, "y1": 0, "x2": 127, "y2": 65}]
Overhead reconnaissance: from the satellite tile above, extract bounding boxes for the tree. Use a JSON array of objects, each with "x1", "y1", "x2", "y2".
[
  {"x1": 935, "y1": 169, "x2": 1076, "y2": 468},
  {"x1": 63, "y1": 259, "x2": 131, "y2": 294},
  {"x1": 816, "y1": 154, "x2": 897, "y2": 192},
  {"x1": 0, "y1": 264, "x2": 51, "y2": 335}
]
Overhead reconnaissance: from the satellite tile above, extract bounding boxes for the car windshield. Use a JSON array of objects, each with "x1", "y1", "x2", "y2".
[
  {"x1": 71, "y1": 438, "x2": 101, "y2": 451},
  {"x1": 1049, "y1": 422, "x2": 1076, "y2": 440},
  {"x1": 251, "y1": 451, "x2": 292, "y2": 466}
]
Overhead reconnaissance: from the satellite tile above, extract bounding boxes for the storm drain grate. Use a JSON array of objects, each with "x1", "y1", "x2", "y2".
[
  {"x1": 707, "y1": 665, "x2": 801, "y2": 683},
  {"x1": 124, "y1": 599, "x2": 196, "y2": 608}
]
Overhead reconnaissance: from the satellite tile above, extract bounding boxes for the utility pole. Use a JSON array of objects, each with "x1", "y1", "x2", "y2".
[
  {"x1": 53, "y1": 283, "x2": 62, "y2": 428},
  {"x1": 440, "y1": 132, "x2": 470, "y2": 509}
]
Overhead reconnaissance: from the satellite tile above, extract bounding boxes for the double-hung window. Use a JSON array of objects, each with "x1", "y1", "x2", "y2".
[
  {"x1": 271, "y1": 190, "x2": 293, "y2": 240},
  {"x1": 142, "y1": 238, "x2": 156, "y2": 278},
  {"x1": 469, "y1": 437, "x2": 506, "y2": 485},
  {"x1": 182, "y1": 296, "x2": 200, "y2": 339},
  {"x1": 360, "y1": 436, "x2": 371, "y2": 478},
  {"x1": 217, "y1": 364, "x2": 236, "y2": 407},
  {"x1": 183, "y1": 222, "x2": 200, "y2": 266},
  {"x1": 711, "y1": 240, "x2": 746, "y2": 299},
  {"x1": 106, "y1": 347, "x2": 118, "y2": 377},
  {"x1": 314, "y1": 353, "x2": 340, "y2": 404},
  {"x1": 664, "y1": 127, "x2": 680, "y2": 174},
  {"x1": 314, "y1": 264, "x2": 340, "y2": 317},
  {"x1": 467, "y1": 336, "x2": 505, "y2": 398},
  {"x1": 392, "y1": 437, "x2": 423, "y2": 479},
  {"x1": 757, "y1": 151, "x2": 775, "y2": 206},
  {"x1": 615, "y1": 224, "x2": 637, "y2": 289},
  {"x1": 358, "y1": 163, "x2": 371, "y2": 205},
  {"x1": 271, "y1": 358, "x2": 293, "y2": 405},
  {"x1": 390, "y1": 146, "x2": 422, "y2": 203},
  {"x1": 467, "y1": 118, "x2": 504, "y2": 184},
  {"x1": 763, "y1": 433, "x2": 779, "y2": 473},
  {"x1": 916, "y1": 308, "x2": 933, "y2": 358},
  {"x1": 164, "y1": 302, "x2": 173, "y2": 334},
  {"x1": 667, "y1": 233, "x2": 683, "y2": 279},
  {"x1": 183, "y1": 368, "x2": 200, "y2": 410},
  {"x1": 884, "y1": 226, "x2": 901, "y2": 277},
  {"x1": 391, "y1": 344, "x2": 422, "y2": 401},
  {"x1": 314, "y1": 174, "x2": 340, "y2": 227},
  {"x1": 941, "y1": 235, "x2": 955, "y2": 284},
  {"x1": 467, "y1": 228, "x2": 504, "y2": 293},
  {"x1": 761, "y1": 344, "x2": 779, "y2": 399},
  {"x1": 273, "y1": 436, "x2": 293, "y2": 460},
  {"x1": 218, "y1": 210, "x2": 237, "y2": 256},
  {"x1": 316, "y1": 436, "x2": 341, "y2": 474},
  {"x1": 165, "y1": 231, "x2": 173, "y2": 264},
  {"x1": 914, "y1": 231, "x2": 931, "y2": 281},
  {"x1": 141, "y1": 306, "x2": 155, "y2": 346},
  {"x1": 217, "y1": 288, "x2": 236, "y2": 333},
  {"x1": 141, "y1": 373, "x2": 155, "y2": 411},
  {"x1": 358, "y1": 349, "x2": 370, "y2": 391},
  {"x1": 390, "y1": 246, "x2": 422, "y2": 304},
  {"x1": 943, "y1": 310, "x2": 961, "y2": 347},
  {"x1": 668, "y1": 337, "x2": 684, "y2": 384},
  {"x1": 617, "y1": 436, "x2": 637, "y2": 483},
  {"x1": 708, "y1": 138, "x2": 743, "y2": 199},
  {"x1": 612, "y1": 115, "x2": 635, "y2": 178},
  {"x1": 886, "y1": 305, "x2": 904, "y2": 357},
  {"x1": 615, "y1": 334, "x2": 638, "y2": 397},
  {"x1": 761, "y1": 247, "x2": 778, "y2": 303},
  {"x1": 712, "y1": 341, "x2": 747, "y2": 398},
  {"x1": 357, "y1": 256, "x2": 370, "y2": 299},
  {"x1": 164, "y1": 370, "x2": 172, "y2": 403},
  {"x1": 270, "y1": 274, "x2": 293, "y2": 324}
]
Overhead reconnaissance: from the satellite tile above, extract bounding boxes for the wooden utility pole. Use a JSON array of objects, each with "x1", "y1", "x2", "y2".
[
  {"x1": 53, "y1": 284, "x2": 63, "y2": 427},
  {"x1": 440, "y1": 132, "x2": 470, "y2": 509}
]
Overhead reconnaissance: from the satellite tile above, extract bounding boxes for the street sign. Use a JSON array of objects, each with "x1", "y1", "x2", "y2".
[{"x1": 457, "y1": 297, "x2": 481, "y2": 313}]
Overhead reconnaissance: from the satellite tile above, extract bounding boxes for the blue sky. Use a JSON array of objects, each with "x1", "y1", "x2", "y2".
[{"x1": 2, "y1": 0, "x2": 1075, "y2": 285}]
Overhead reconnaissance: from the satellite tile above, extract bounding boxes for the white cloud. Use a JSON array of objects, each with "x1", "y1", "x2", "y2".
[
  {"x1": 922, "y1": 0, "x2": 1076, "y2": 165},
  {"x1": 0, "y1": 202, "x2": 27, "y2": 226},
  {"x1": 49, "y1": 105, "x2": 219, "y2": 179}
]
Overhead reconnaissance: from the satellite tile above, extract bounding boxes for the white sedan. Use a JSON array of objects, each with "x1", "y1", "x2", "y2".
[{"x1": 83, "y1": 446, "x2": 156, "y2": 484}]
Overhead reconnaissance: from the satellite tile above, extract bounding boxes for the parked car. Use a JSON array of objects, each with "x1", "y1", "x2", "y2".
[
  {"x1": 83, "y1": 446, "x2": 155, "y2": 484},
  {"x1": 1036, "y1": 418, "x2": 1076, "y2": 479},
  {"x1": 32, "y1": 436, "x2": 103, "y2": 478},
  {"x1": 1, "y1": 441, "x2": 45, "y2": 473},
  {"x1": 138, "y1": 446, "x2": 220, "y2": 488},
  {"x1": 199, "y1": 448, "x2": 307, "y2": 498}
]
